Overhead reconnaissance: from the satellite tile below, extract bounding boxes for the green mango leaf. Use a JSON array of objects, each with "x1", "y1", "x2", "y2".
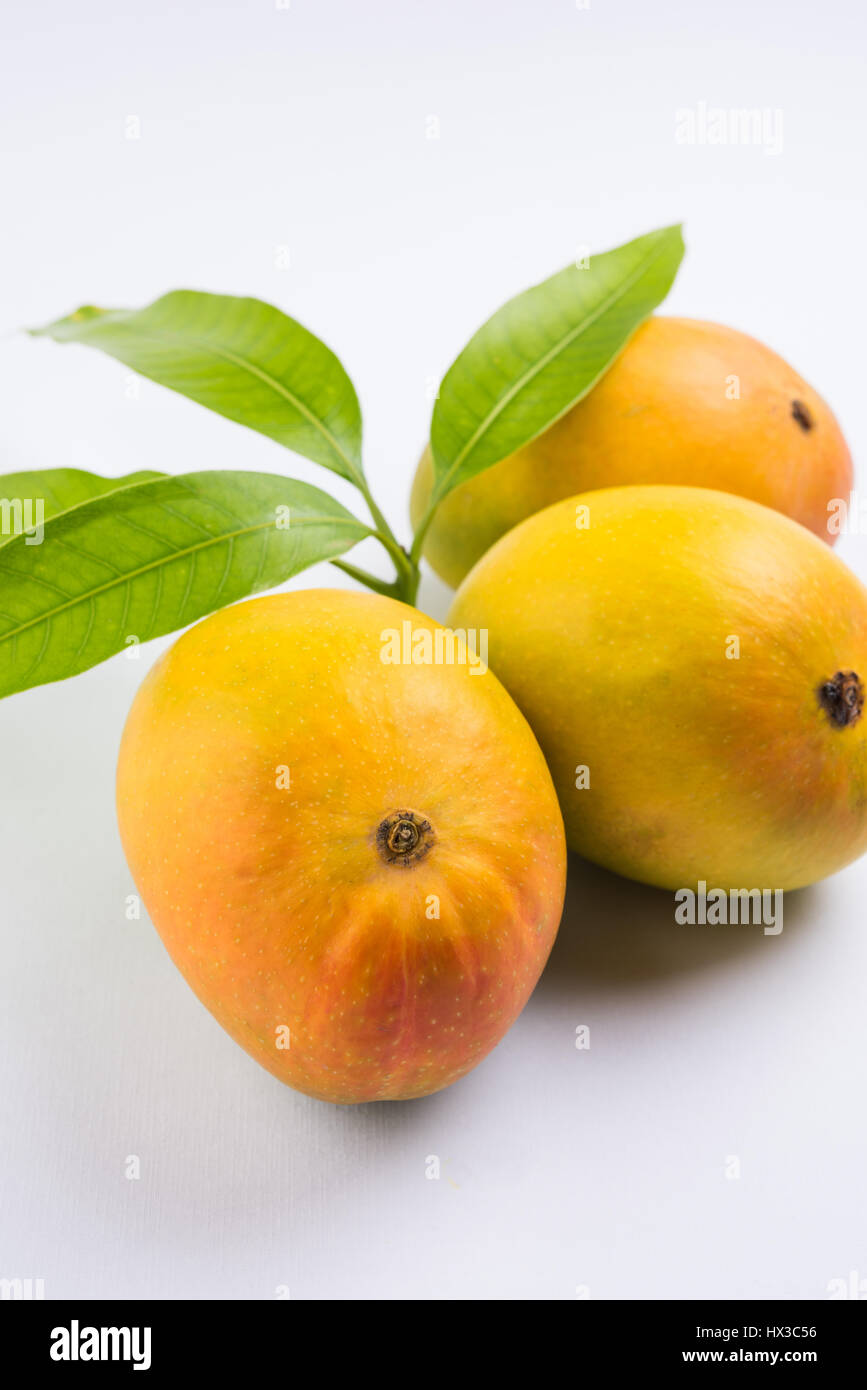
[
  {"x1": 429, "y1": 224, "x2": 685, "y2": 502},
  {"x1": 31, "y1": 291, "x2": 365, "y2": 485},
  {"x1": 0, "y1": 470, "x2": 371, "y2": 700},
  {"x1": 0, "y1": 468, "x2": 163, "y2": 545}
]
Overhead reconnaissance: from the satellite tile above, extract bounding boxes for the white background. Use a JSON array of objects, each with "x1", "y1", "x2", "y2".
[{"x1": 1, "y1": 0, "x2": 866, "y2": 1300}]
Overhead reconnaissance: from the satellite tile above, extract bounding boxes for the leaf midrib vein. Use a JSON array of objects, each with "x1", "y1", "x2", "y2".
[
  {"x1": 83, "y1": 319, "x2": 363, "y2": 485},
  {"x1": 435, "y1": 237, "x2": 672, "y2": 494},
  {"x1": 0, "y1": 513, "x2": 367, "y2": 647}
]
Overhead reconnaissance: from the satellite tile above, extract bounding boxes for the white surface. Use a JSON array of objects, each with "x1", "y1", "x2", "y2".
[{"x1": 2, "y1": 0, "x2": 866, "y2": 1300}]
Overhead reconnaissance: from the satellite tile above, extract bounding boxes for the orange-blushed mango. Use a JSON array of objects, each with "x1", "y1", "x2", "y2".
[
  {"x1": 448, "y1": 486, "x2": 867, "y2": 892},
  {"x1": 413, "y1": 317, "x2": 853, "y2": 587},
  {"x1": 116, "y1": 589, "x2": 566, "y2": 1103}
]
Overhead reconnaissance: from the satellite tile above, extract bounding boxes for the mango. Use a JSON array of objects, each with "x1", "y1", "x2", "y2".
[
  {"x1": 116, "y1": 589, "x2": 566, "y2": 1103},
  {"x1": 448, "y1": 486, "x2": 867, "y2": 891},
  {"x1": 413, "y1": 317, "x2": 853, "y2": 588}
]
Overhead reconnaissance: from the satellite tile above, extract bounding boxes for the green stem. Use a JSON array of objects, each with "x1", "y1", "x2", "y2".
[
  {"x1": 359, "y1": 483, "x2": 400, "y2": 560},
  {"x1": 408, "y1": 488, "x2": 443, "y2": 569},
  {"x1": 330, "y1": 558, "x2": 403, "y2": 598},
  {"x1": 401, "y1": 563, "x2": 420, "y2": 606},
  {"x1": 357, "y1": 479, "x2": 420, "y2": 604}
]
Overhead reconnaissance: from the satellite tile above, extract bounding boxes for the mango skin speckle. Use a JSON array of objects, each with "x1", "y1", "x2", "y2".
[
  {"x1": 117, "y1": 589, "x2": 566, "y2": 1104},
  {"x1": 449, "y1": 486, "x2": 867, "y2": 892}
]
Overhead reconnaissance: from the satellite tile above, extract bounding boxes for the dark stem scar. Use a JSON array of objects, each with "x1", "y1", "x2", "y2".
[
  {"x1": 818, "y1": 670, "x2": 863, "y2": 728},
  {"x1": 376, "y1": 809, "x2": 435, "y2": 866}
]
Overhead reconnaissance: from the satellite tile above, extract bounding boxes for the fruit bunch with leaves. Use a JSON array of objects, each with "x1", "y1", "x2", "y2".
[
  {"x1": 6, "y1": 222, "x2": 867, "y2": 1106},
  {"x1": 0, "y1": 226, "x2": 684, "y2": 699}
]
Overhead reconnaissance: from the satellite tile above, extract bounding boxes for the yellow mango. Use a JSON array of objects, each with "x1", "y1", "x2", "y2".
[
  {"x1": 448, "y1": 486, "x2": 867, "y2": 891},
  {"x1": 116, "y1": 589, "x2": 566, "y2": 1103}
]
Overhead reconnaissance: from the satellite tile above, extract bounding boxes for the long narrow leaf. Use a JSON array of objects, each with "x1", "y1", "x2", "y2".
[
  {"x1": 31, "y1": 292, "x2": 365, "y2": 484},
  {"x1": 0, "y1": 471, "x2": 371, "y2": 699},
  {"x1": 430, "y1": 225, "x2": 685, "y2": 500}
]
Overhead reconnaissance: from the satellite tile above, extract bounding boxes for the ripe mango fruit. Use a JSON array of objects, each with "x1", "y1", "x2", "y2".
[
  {"x1": 448, "y1": 486, "x2": 867, "y2": 891},
  {"x1": 116, "y1": 589, "x2": 566, "y2": 1103},
  {"x1": 413, "y1": 317, "x2": 853, "y2": 588}
]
